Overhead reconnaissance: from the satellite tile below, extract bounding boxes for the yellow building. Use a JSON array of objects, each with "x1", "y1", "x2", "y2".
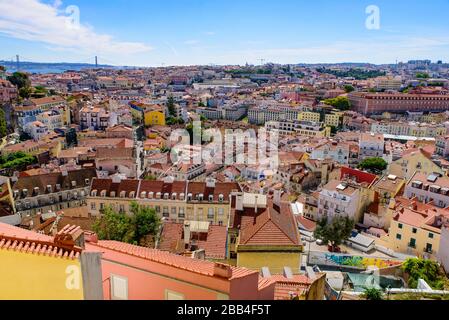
[
  {"x1": 298, "y1": 111, "x2": 320, "y2": 123},
  {"x1": 0, "y1": 223, "x2": 103, "y2": 300},
  {"x1": 324, "y1": 111, "x2": 343, "y2": 128},
  {"x1": 144, "y1": 106, "x2": 166, "y2": 127},
  {"x1": 384, "y1": 203, "x2": 446, "y2": 258},
  {"x1": 88, "y1": 178, "x2": 241, "y2": 227},
  {"x1": 236, "y1": 200, "x2": 303, "y2": 275},
  {"x1": 389, "y1": 148, "x2": 444, "y2": 180}
]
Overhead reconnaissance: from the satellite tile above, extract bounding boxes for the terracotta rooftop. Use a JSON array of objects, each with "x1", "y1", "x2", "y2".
[
  {"x1": 0, "y1": 222, "x2": 82, "y2": 260},
  {"x1": 89, "y1": 240, "x2": 256, "y2": 280},
  {"x1": 239, "y1": 201, "x2": 301, "y2": 246}
]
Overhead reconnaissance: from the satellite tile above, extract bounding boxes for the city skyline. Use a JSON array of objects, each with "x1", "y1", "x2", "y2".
[{"x1": 0, "y1": 0, "x2": 449, "y2": 67}]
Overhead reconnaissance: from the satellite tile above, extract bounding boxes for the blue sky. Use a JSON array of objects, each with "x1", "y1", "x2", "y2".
[{"x1": 0, "y1": 0, "x2": 449, "y2": 66}]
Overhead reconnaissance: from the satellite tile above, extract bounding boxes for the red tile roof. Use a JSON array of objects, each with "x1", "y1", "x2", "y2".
[
  {"x1": 0, "y1": 222, "x2": 82, "y2": 260},
  {"x1": 90, "y1": 240, "x2": 256, "y2": 279},
  {"x1": 239, "y1": 202, "x2": 301, "y2": 246}
]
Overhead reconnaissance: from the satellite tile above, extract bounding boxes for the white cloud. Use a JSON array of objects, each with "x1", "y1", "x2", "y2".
[
  {"x1": 203, "y1": 31, "x2": 215, "y2": 36},
  {"x1": 0, "y1": 0, "x2": 152, "y2": 57},
  {"x1": 211, "y1": 36, "x2": 449, "y2": 65}
]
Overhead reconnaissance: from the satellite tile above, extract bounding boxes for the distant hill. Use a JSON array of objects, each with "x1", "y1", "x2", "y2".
[{"x1": 0, "y1": 60, "x2": 117, "y2": 74}]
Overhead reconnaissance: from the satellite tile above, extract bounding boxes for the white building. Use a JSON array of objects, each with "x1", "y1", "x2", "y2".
[
  {"x1": 405, "y1": 172, "x2": 449, "y2": 208},
  {"x1": 359, "y1": 133, "x2": 384, "y2": 160},
  {"x1": 318, "y1": 180, "x2": 360, "y2": 222}
]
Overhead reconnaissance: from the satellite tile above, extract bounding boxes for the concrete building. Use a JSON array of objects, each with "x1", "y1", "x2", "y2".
[
  {"x1": 359, "y1": 133, "x2": 384, "y2": 160},
  {"x1": 348, "y1": 92, "x2": 449, "y2": 115},
  {"x1": 405, "y1": 172, "x2": 449, "y2": 208},
  {"x1": 318, "y1": 180, "x2": 361, "y2": 222},
  {"x1": 11, "y1": 167, "x2": 97, "y2": 217}
]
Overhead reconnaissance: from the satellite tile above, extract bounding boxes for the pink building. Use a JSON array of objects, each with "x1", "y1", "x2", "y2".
[{"x1": 86, "y1": 240, "x2": 273, "y2": 300}]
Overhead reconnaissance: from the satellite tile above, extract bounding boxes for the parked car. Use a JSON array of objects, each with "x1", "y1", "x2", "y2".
[{"x1": 316, "y1": 239, "x2": 324, "y2": 246}]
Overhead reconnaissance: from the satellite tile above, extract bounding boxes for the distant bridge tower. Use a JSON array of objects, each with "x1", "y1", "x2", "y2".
[
  {"x1": 95, "y1": 56, "x2": 98, "y2": 68},
  {"x1": 16, "y1": 55, "x2": 20, "y2": 71}
]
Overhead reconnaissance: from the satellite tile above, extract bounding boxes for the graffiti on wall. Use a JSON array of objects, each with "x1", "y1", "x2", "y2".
[{"x1": 309, "y1": 251, "x2": 402, "y2": 269}]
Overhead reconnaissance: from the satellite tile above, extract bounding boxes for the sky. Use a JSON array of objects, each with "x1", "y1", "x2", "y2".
[{"x1": 0, "y1": 0, "x2": 449, "y2": 67}]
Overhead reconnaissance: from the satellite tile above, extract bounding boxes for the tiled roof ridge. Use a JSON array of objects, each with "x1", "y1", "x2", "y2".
[
  {"x1": 0, "y1": 233, "x2": 81, "y2": 260},
  {"x1": 268, "y1": 205, "x2": 300, "y2": 245},
  {"x1": 93, "y1": 240, "x2": 216, "y2": 276},
  {"x1": 240, "y1": 213, "x2": 271, "y2": 244}
]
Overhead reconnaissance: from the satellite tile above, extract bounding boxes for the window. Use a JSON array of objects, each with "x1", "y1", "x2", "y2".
[
  {"x1": 119, "y1": 205, "x2": 125, "y2": 213},
  {"x1": 218, "y1": 208, "x2": 224, "y2": 216},
  {"x1": 396, "y1": 234, "x2": 402, "y2": 240},
  {"x1": 155, "y1": 206, "x2": 160, "y2": 213},
  {"x1": 171, "y1": 207, "x2": 177, "y2": 215},
  {"x1": 429, "y1": 233, "x2": 434, "y2": 239},
  {"x1": 412, "y1": 228, "x2": 417, "y2": 234},
  {"x1": 165, "y1": 290, "x2": 185, "y2": 300},
  {"x1": 207, "y1": 208, "x2": 214, "y2": 219},
  {"x1": 398, "y1": 223, "x2": 403, "y2": 229},
  {"x1": 111, "y1": 275, "x2": 128, "y2": 300},
  {"x1": 91, "y1": 202, "x2": 96, "y2": 210},
  {"x1": 409, "y1": 238, "x2": 416, "y2": 248},
  {"x1": 100, "y1": 203, "x2": 105, "y2": 210}
]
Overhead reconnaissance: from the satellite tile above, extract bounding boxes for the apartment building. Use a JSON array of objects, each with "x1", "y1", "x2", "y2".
[
  {"x1": 298, "y1": 111, "x2": 320, "y2": 123},
  {"x1": 266, "y1": 120, "x2": 331, "y2": 138},
  {"x1": 248, "y1": 105, "x2": 302, "y2": 125},
  {"x1": 11, "y1": 167, "x2": 97, "y2": 217},
  {"x1": 359, "y1": 132, "x2": 384, "y2": 160},
  {"x1": 389, "y1": 148, "x2": 443, "y2": 180},
  {"x1": 348, "y1": 92, "x2": 449, "y2": 115},
  {"x1": 311, "y1": 141, "x2": 350, "y2": 165},
  {"x1": 36, "y1": 109, "x2": 64, "y2": 131},
  {"x1": 317, "y1": 180, "x2": 361, "y2": 222},
  {"x1": 435, "y1": 135, "x2": 449, "y2": 158},
  {"x1": 87, "y1": 177, "x2": 241, "y2": 227},
  {"x1": 24, "y1": 121, "x2": 49, "y2": 141},
  {"x1": 405, "y1": 172, "x2": 449, "y2": 208},
  {"x1": 387, "y1": 203, "x2": 449, "y2": 258},
  {"x1": 79, "y1": 106, "x2": 111, "y2": 131}
]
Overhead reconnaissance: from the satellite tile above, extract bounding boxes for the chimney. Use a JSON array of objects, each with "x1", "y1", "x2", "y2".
[
  {"x1": 283, "y1": 267, "x2": 294, "y2": 279},
  {"x1": 273, "y1": 190, "x2": 282, "y2": 208},
  {"x1": 254, "y1": 195, "x2": 259, "y2": 214},
  {"x1": 184, "y1": 222, "x2": 191, "y2": 245},
  {"x1": 206, "y1": 177, "x2": 216, "y2": 188},
  {"x1": 235, "y1": 193, "x2": 244, "y2": 211},
  {"x1": 213, "y1": 263, "x2": 233, "y2": 279}
]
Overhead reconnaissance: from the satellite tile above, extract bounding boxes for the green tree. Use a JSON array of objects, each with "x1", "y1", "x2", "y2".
[
  {"x1": 130, "y1": 202, "x2": 161, "y2": 243},
  {"x1": 344, "y1": 85, "x2": 355, "y2": 93},
  {"x1": 93, "y1": 203, "x2": 161, "y2": 245},
  {"x1": 0, "y1": 108, "x2": 7, "y2": 138},
  {"x1": 92, "y1": 206, "x2": 135, "y2": 243},
  {"x1": 323, "y1": 96, "x2": 351, "y2": 111},
  {"x1": 166, "y1": 96, "x2": 176, "y2": 117},
  {"x1": 19, "y1": 86, "x2": 32, "y2": 99},
  {"x1": 7, "y1": 72, "x2": 31, "y2": 90},
  {"x1": 415, "y1": 72, "x2": 430, "y2": 79},
  {"x1": 362, "y1": 288, "x2": 384, "y2": 300},
  {"x1": 402, "y1": 258, "x2": 447, "y2": 290},
  {"x1": 314, "y1": 216, "x2": 355, "y2": 250},
  {"x1": 359, "y1": 157, "x2": 388, "y2": 172}
]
